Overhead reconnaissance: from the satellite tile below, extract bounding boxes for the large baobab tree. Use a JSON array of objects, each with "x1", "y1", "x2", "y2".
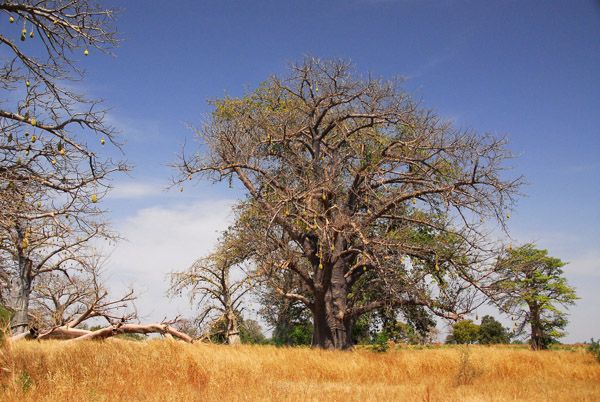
[
  {"x1": 174, "y1": 57, "x2": 524, "y2": 350},
  {"x1": 0, "y1": 1, "x2": 129, "y2": 333}
]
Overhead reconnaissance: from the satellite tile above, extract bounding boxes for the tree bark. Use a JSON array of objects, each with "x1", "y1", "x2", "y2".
[
  {"x1": 9, "y1": 253, "x2": 33, "y2": 335},
  {"x1": 529, "y1": 303, "x2": 543, "y2": 350},
  {"x1": 311, "y1": 261, "x2": 354, "y2": 350},
  {"x1": 226, "y1": 311, "x2": 241, "y2": 346},
  {"x1": 9, "y1": 323, "x2": 194, "y2": 343}
]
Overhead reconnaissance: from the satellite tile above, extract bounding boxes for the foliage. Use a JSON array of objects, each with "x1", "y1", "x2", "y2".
[
  {"x1": 254, "y1": 262, "x2": 314, "y2": 346},
  {"x1": 448, "y1": 319, "x2": 479, "y2": 344},
  {"x1": 239, "y1": 319, "x2": 267, "y2": 345},
  {"x1": 0, "y1": 305, "x2": 12, "y2": 327},
  {"x1": 587, "y1": 338, "x2": 600, "y2": 363},
  {"x1": 116, "y1": 333, "x2": 147, "y2": 342},
  {"x1": 493, "y1": 245, "x2": 578, "y2": 350},
  {"x1": 357, "y1": 305, "x2": 436, "y2": 345},
  {"x1": 370, "y1": 332, "x2": 390, "y2": 353},
  {"x1": 478, "y1": 315, "x2": 509, "y2": 345},
  {"x1": 175, "y1": 57, "x2": 523, "y2": 349}
]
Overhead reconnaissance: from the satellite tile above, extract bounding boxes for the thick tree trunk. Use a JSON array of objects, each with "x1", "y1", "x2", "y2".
[
  {"x1": 311, "y1": 298, "x2": 353, "y2": 350},
  {"x1": 529, "y1": 305, "x2": 544, "y2": 350},
  {"x1": 226, "y1": 311, "x2": 241, "y2": 346},
  {"x1": 9, "y1": 254, "x2": 33, "y2": 335},
  {"x1": 311, "y1": 260, "x2": 353, "y2": 350},
  {"x1": 530, "y1": 320, "x2": 544, "y2": 350}
]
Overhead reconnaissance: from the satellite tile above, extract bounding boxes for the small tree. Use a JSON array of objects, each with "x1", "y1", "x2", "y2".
[
  {"x1": 494, "y1": 245, "x2": 578, "y2": 350},
  {"x1": 478, "y1": 315, "x2": 509, "y2": 345},
  {"x1": 169, "y1": 229, "x2": 254, "y2": 346}
]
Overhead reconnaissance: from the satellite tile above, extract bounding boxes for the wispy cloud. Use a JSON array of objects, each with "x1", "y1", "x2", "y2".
[
  {"x1": 108, "y1": 180, "x2": 166, "y2": 200},
  {"x1": 104, "y1": 199, "x2": 236, "y2": 321}
]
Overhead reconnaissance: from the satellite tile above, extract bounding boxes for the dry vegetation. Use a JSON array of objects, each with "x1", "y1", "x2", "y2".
[{"x1": 1, "y1": 340, "x2": 599, "y2": 401}]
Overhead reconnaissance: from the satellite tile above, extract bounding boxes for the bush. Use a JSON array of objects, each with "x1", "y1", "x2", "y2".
[
  {"x1": 370, "y1": 332, "x2": 390, "y2": 353},
  {"x1": 588, "y1": 338, "x2": 600, "y2": 363}
]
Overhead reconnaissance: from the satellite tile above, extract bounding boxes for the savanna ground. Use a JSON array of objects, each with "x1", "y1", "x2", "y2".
[{"x1": 1, "y1": 339, "x2": 599, "y2": 401}]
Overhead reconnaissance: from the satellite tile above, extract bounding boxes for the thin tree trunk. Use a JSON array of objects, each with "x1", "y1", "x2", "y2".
[{"x1": 9, "y1": 254, "x2": 33, "y2": 335}]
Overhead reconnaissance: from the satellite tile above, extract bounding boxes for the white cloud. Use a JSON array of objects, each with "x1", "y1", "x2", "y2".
[
  {"x1": 108, "y1": 180, "x2": 166, "y2": 200},
  {"x1": 104, "y1": 199, "x2": 236, "y2": 322}
]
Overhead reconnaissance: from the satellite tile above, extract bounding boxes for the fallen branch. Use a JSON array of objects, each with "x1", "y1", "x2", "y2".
[{"x1": 9, "y1": 322, "x2": 194, "y2": 343}]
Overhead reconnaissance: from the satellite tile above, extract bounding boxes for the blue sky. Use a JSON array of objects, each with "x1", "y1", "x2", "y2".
[{"x1": 79, "y1": 1, "x2": 599, "y2": 342}]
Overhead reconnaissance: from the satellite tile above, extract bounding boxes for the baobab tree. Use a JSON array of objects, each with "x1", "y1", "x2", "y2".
[
  {"x1": 174, "y1": 57, "x2": 524, "y2": 350},
  {"x1": 493, "y1": 245, "x2": 578, "y2": 350},
  {"x1": 28, "y1": 255, "x2": 136, "y2": 329},
  {"x1": 0, "y1": 1, "x2": 129, "y2": 333}
]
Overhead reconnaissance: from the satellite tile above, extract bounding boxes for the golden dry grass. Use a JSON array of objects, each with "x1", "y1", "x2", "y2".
[{"x1": 1, "y1": 339, "x2": 599, "y2": 401}]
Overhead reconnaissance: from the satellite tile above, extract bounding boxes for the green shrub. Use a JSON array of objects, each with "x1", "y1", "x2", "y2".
[
  {"x1": 370, "y1": 332, "x2": 390, "y2": 353},
  {"x1": 588, "y1": 338, "x2": 600, "y2": 363}
]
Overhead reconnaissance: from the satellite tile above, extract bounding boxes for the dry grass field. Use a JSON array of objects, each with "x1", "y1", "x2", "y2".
[{"x1": 1, "y1": 339, "x2": 599, "y2": 401}]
